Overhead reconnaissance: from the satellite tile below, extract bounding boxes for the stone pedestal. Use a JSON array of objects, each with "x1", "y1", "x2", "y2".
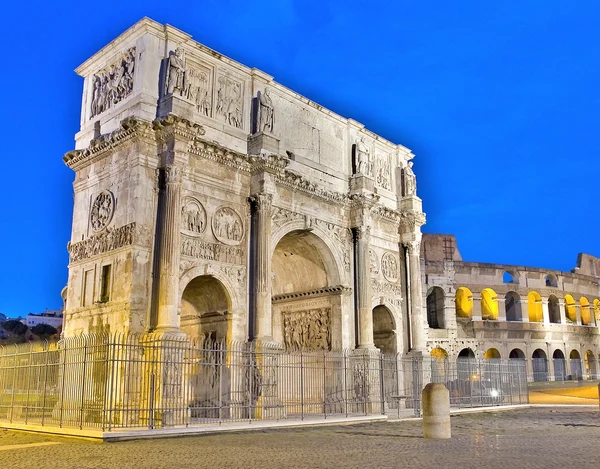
[
  {"x1": 422, "y1": 383, "x2": 451, "y2": 439},
  {"x1": 248, "y1": 132, "x2": 280, "y2": 155}
]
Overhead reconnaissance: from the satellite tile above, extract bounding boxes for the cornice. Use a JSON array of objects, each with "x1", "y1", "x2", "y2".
[
  {"x1": 272, "y1": 285, "x2": 352, "y2": 303},
  {"x1": 63, "y1": 117, "x2": 154, "y2": 170},
  {"x1": 152, "y1": 114, "x2": 205, "y2": 144},
  {"x1": 276, "y1": 169, "x2": 349, "y2": 205}
]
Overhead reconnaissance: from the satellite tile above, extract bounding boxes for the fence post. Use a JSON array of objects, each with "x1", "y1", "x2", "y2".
[
  {"x1": 219, "y1": 344, "x2": 224, "y2": 424},
  {"x1": 149, "y1": 371, "x2": 155, "y2": 429},
  {"x1": 379, "y1": 354, "x2": 385, "y2": 415},
  {"x1": 107, "y1": 338, "x2": 117, "y2": 432},
  {"x1": 323, "y1": 350, "x2": 327, "y2": 418},
  {"x1": 9, "y1": 346, "x2": 17, "y2": 423},
  {"x1": 343, "y1": 351, "x2": 348, "y2": 418},
  {"x1": 58, "y1": 342, "x2": 67, "y2": 428},
  {"x1": 249, "y1": 345, "x2": 253, "y2": 423},
  {"x1": 40, "y1": 342, "x2": 50, "y2": 426},
  {"x1": 79, "y1": 341, "x2": 89, "y2": 430},
  {"x1": 300, "y1": 352, "x2": 304, "y2": 421},
  {"x1": 24, "y1": 344, "x2": 33, "y2": 424}
]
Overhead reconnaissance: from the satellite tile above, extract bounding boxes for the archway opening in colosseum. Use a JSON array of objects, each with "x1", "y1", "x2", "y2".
[
  {"x1": 584, "y1": 350, "x2": 597, "y2": 379},
  {"x1": 484, "y1": 348, "x2": 501, "y2": 359},
  {"x1": 505, "y1": 292, "x2": 522, "y2": 321},
  {"x1": 430, "y1": 347, "x2": 448, "y2": 360},
  {"x1": 455, "y1": 287, "x2": 473, "y2": 318},
  {"x1": 527, "y1": 291, "x2": 543, "y2": 322},
  {"x1": 503, "y1": 271, "x2": 517, "y2": 283},
  {"x1": 481, "y1": 288, "x2": 498, "y2": 320},
  {"x1": 580, "y1": 297, "x2": 593, "y2": 325},
  {"x1": 545, "y1": 274, "x2": 558, "y2": 287},
  {"x1": 564, "y1": 295, "x2": 576, "y2": 323},
  {"x1": 548, "y1": 295, "x2": 561, "y2": 323},
  {"x1": 532, "y1": 349, "x2": 548, "y2": 382},
  {"x1": 553, "y1": 350, "x2": 566, "y2": 381},
  {"x1": 180, "y1": 275, "x2": 231, "y2": 342},
  {"x1": 509, "y1": 348, "x2": 525, "y2": 359},
  {"x1": 373, "y1": 305, "x2": 396, "y2": 355},
  {"x1": 458, "y1": 348, "x2": 475, "y2": 359},
  {"x1": 426, "y1": 286, "x2": 445, "y2": 329},
  {"x1": 569, "y1": 350, "x2": 582, "y2": 379},
  {"x1": 457, "y1": 348, "x2": 476, "y2": 381}
]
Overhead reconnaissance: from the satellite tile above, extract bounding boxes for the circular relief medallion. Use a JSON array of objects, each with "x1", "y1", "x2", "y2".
[
  {"x1": 181, "y1": 197, "x2": 207, "y2": 236},
  {"x1": 90, "y1": 190, "x2": 115, "y2": 232},
  {"x1": 381, "y1": 252, "x2": 399, "y2": 283},
  {"x1": 212, "y1": 206, "x2": 244, "y2": 245}
]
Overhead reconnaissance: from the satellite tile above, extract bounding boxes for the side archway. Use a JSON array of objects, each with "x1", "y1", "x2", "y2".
[
  {"x1": 553, "y1": 350, "x2": 566, "y2": 381},
  {"x1": 484, "y1": 348, "x2": 501, "y2": 360},
  {"x1": 372, "y1": 305, "x2": 397, "y2": 355},
  {"x1": 426, "y1": 287, "x2": 445, "y2": 329},
  {"x1": 585, "y1": 350, "x2": 597, "y2": 380},
  {"x1": 509, "y1": 348, "x2": 525, "y2": 359},
  {"x1": 580, "y1": 297, "x2": 593, "y2": 325},
  {"x1": 569, "y1": 350, "x2": 582, "y2": 379},
  {"x1": 564, "y1": 295, "x2": 576, "y2": 323},
  {"x1": 481, "y1": 288, "x2": 498, "y2": 320},
  {"x1": 532, "y1": 349, "x2": 548, "y2": 382},
  {"x1": 548, "y1": 295, "x2": 561, "y2": 324}
]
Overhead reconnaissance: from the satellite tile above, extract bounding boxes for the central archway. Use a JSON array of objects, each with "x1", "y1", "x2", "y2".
[
  {"x1": 271, "y1": 229, "x2": 343, "y2": 350},
  {"x1": 373, "y1": 305, "x2": 396, "y2": 355}
]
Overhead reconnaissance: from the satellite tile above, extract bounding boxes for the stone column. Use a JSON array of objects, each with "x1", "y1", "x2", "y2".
[
  {"x1": 156, "y1": 164, "x2": 183, "y2": 332},
  {"x1": 356, "y1": 226, "x2": 374, "y2": 349},
  {"x1": 406, "y1": 240, "x2": 426, "y2": 352},
  {"x1": 253, "y1": 193, "x2": 274, "y2": 341},
  {"x1": 471, "y1": 295, "x2": 483, "y2": 321},
  {"x1": 497, "y1": 298, "x2": 507, "y2": 321},
  {"x1": 542, "y1": 300, "x2": 550, "y2": 324},
  {"x1": 519, "y1": 300, "x2": 529, "y2": 322},
  {"x1": 558, "y1": 300, "x2": 567, "y2": 324}
]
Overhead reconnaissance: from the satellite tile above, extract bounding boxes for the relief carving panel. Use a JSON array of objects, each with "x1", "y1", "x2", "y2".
[
  {"x1": 181, "y1": 235, "x2": 244, "y2": 264},
  {"x1": 181, "y1": 197, "x2": 207, "y2": 236},
  {"x1": 381, "y1": 252, "x2": 399, "y2": 283},
  {"x1": 283, "y1": 308, "x2": 331, "y2": 351},
  {"x1": 90, "y1": 190, "x2": 115, "y2": 232},
  {"x1": 68, "y1": 222, "x2": 146, "y2": 263},
  {"x1": 212, "y1": 207, "x2": 244, "y2": 245},
  {"x1": 90, "y1": 47, "x2": 135, "y2": 118},
  {"x1": 215, "y1": 75, "x2": 243, "y2": 129}
]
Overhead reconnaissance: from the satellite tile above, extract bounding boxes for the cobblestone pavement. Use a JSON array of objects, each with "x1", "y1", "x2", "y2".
[{"x1": 1, "y1": 408, "x2": 600, "y2": 469}]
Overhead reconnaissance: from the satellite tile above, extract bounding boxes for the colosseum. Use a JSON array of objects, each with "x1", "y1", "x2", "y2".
[{"x1": 422, "y1": 234, "x2": 600, "y2": 381}]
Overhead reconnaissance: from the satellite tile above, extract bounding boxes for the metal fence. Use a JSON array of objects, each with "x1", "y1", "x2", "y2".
[{"x1": 0, "y1": 334, "x2": 528, "y2": 432}]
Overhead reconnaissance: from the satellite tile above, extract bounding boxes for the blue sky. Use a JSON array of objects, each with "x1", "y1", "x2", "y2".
[{"x1": 1, "y1": 1, "x2": 598, "y2": 315}]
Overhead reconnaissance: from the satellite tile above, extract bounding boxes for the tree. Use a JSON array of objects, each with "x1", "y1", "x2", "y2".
[
  {"x1": 31, "y1": 323, "x2": 58, "y2": 339},
  {"x1": 1, "y1": 320, "x2": 28, "y2": 336}
]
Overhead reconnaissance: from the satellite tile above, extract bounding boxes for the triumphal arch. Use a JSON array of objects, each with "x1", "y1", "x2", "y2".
[{"x1": 62, "y1": 18, "x2": 426, "y2": 357}]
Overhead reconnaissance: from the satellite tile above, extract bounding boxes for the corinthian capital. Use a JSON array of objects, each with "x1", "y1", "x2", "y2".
[
  {"x1": 355, "y1": 225, "x2": 371, "y2": 241},
  {"x1": 250, "y1": 192, "x2": 273, "y2": 214},
  {"x1": 164, "y1": 164, "x2": 184, "y2": 184}
]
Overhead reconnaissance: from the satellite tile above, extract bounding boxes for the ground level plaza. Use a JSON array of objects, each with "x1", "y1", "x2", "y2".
[{"x1": 2, "y1": 407, "x2": 599, "y2": 469}]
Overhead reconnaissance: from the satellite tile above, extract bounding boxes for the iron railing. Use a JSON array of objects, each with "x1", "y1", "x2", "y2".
[{"x1": 0, "y1": 334, "x2": 528, "y2": 431}]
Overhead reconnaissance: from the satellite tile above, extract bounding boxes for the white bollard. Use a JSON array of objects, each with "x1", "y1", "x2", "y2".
[{"x1": 422, "y1": 383, "x2": 451, "y2": 439}]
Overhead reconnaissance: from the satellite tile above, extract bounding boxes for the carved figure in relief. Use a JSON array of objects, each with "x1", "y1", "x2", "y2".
[
  {"x1": 181, "y1": 199, "x2": 207, "y2": 235},
  {"x1": 166, "y1": 48, "x2": 186, "y2": 95},
  {"x1": 376, "y1": 157, "x2": 391, "y2": 190},
  {"x1": 90, "y1": 47, "x2": 136, "y2": 119},
  {"x1": 212, "y1": 207, "x2": 244, "y2": 245},
  {"x1": 259, "y1": 88, "x2": 274, "y2": 133},
  {"x1": 381, "y1": 252, "x2": 399, "y2": 283},
  {"x1": 216, "y1": 76, "x2": 243, "y2": 129},
  {"x1": 90, "y1": 190, "x2": 115, "y2": 232},
  {"x1": 370, "y1": 249, "x2": 379, "y2": 275},
  {"x1": 403, "y1": 161, "x2": 416, "y2": 196},
  {"x1": 356, "y1": 137, "x2": 370, "y2": 175},
  {"x1": 282, "y1": 308, "x2": 331, "y2": 351}
]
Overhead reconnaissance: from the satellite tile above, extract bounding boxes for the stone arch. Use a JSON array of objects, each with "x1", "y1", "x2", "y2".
[
  {"x1": 503, "y1": 271, "x2": 517, "y2": 283},
  {"x1": 179, "y1": 266, "x2": 241, "y2": 313},
  {"x1": 553, "y1": 349, "x2": 567, "y2": 381},
  {"x1": 527, "y1": 291, "x2": 543, "y2": 322},
  {"x1": 532, "y1": 348, "x2": 548, "y2": 382},
  {"x1": 509, "y1": 348, "x2": 525, "y2": 359},
  {"x1": 584, "y1": 350, "x2": 597, "y2": 379},
  {"x1": 545, "y1": 273, "x2": 558, "y2": 287},
  {"x1": 570, "y1": 349, "x2": 582, "y2": 379},
  {"x1": 426, "y1": 286, "x2": 445, "y2": 329},
  {"x1": 180, "y1": 274, "x2": 232, "y2": 342},
  {"x1": 430, "y1": 347, "x2": 448, "y2": 360},
  {"x1": 481, "y1": 288, "x2": 498, "y2": 320},
  {"x1": 593, "y1": 299, "x2": 600, "y2": 322},
  {"x1": 372, "y1": 305, "x2": 396, "y2": 355},
  {"x1": 564, "y1": 294, "x2": 576, "y2": 323},
  {"x1": 455, "y1": 287, "x2": 473, "y2": 318},
  {"x1": 484, "y1": 348, "x2": 501, "y2": 359},
  {"x1": 548, "y1": 295, "x2": 561, "y2": 324},
  {"x1": 579, "y1": 297, "x2": 593, "y2": 325},
  {"x1": 505, "y1": 291, "x2": 522, "y2": 321},
  {"x1": 458, "y1": 347, "x2": 475, "y2": 359},
  {"x1": 271, "y1": 222, "x2": 345, "y2": 288}
]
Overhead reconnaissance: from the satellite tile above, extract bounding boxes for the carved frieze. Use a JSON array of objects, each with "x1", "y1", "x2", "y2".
[
  {"x1": 312, "y1": 219, "x2": 353, "y2": 246},
  {"x1": 372, "y1": 279, "x2": 402, "y2": 296},
  {"x1": 216, "y1": 75, "x2": 243, "y2": 129},
  {"x1": 283, "y1": 308, "x2": 331, "y2": 351},
  {"x1": 374, "y1": 153, "x2": 392, "y2": 191},
  {"x1": 212, "y1": 207, "x2": 244, "y2": 245},
  {"x1": 68, "y1": 222, "x2": 143, "y2": 263},
  {"x1": 220, "y1": 265, "x2": 246, "y2": 286},
  {"x1": 90, "y1": 190, "x2": 115, "y2": 232},
  {"x1": 181, "y1": 235, "x2": 244, "y2": 264},
  {"x1": 272, "y1": 207, "x2": 304, "y2": 228},
  {"x1": 181, "y1": 197, "x2": 207, "y2": 236},
  {"x1": 90, "y1": 47, "x2": 135, "y2": 118},
  {"x1": 381, "y1": 252, "x2": 399, "y2": 283}
]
